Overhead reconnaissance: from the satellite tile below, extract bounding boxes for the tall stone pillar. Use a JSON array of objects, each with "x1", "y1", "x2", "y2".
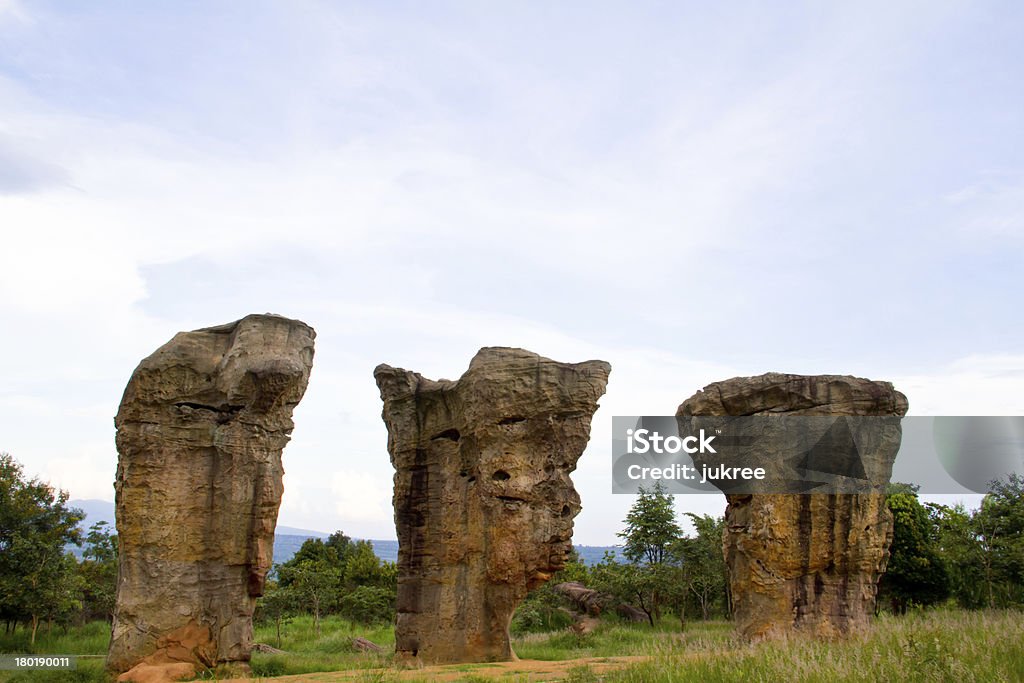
[
  {"x1": 108, "y1": 314, "x2": 315, "y2": 678},
  {"x1": 375, "y1": 347, "x2": 610, "y2": 663}
]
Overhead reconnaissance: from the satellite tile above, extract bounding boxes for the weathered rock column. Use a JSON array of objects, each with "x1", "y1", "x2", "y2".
[
  {"x1": 677, "y1": 373, "x2": 908, "y2": 639},
  {"x1": 374, "y1": 348, "x2": 610, "y2": 664},
  {"x1": 107, "y1": 314, "x2": 315, "y2": 678}
]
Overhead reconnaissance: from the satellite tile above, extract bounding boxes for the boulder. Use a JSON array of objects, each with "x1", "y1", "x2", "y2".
[
  {"x1": 374, "y1": 347, "x2": 610, "y2": 663},
  {"x1": 107, "y1": 314, "x2": 315, "y2": 673}
]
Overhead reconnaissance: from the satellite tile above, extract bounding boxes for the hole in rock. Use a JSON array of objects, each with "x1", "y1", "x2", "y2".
[
  {"x1": 492, "y1": 470, "x2": 511, "y2": 481},
  {"x1": 499, "y1": 416, "x2": 526, "y2": 425},
  {"x1": 430, "y1": 428, "x2": 461, "y2": 442}
]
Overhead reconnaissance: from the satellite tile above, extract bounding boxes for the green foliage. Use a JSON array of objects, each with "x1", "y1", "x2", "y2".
[
  {"x1": 76, "y1": 522, "x2": 117, "y2": 623},
  {"x1": 260, "y1": 531, "x2": 398, "y2": 631},
  {"x1": 970, "y1": 473, "x2": 1024, "y2": 607},
  {"x1": 673, "y1": 513, "x2": 729, "y2": 620},
  {"x1": 339, "y1": 586, "x2": 395, "y2": 625},
  {"x1": 590, "y1": 551, "x2": 669, "y2": 626},
  {"x1": 0, "y1": 453, "x2": 85, "y2": 643},
  {"x1": 879, "y1": 490, "x2": 950, "y2": 613},
  {"x1": 510, "y1": 601, "x2": 574, "y2": 634},
  {"x1": 617, "y1": 482, "x2": 681, "y2": 565}
]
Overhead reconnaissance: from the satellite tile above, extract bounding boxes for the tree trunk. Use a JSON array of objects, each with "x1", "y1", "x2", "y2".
[{"x1": 30, "y1": 615, "x2": 39, "y2": 646}]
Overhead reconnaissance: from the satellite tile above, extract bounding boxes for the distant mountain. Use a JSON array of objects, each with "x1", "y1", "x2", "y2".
[
  {"x1": 68, "y1": 499, "x2": 619, "y2": 567},
  {"x1": 69, "y1": 499, "x2": 117, "y2": 527}
]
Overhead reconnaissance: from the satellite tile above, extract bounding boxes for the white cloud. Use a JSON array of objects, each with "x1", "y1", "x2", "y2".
[
  {"x1": 330, "y1": 469, "x2": 392, "y2": 523},
  {"x1": 0, "y1": 0, "x2": 29, "y2": 25},
  {"x1": 894, "y1": 355, "x2": 1024, "y2": 416}
]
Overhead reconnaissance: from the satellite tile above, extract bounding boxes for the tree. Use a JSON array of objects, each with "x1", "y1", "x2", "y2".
[
  {"x1": 927, "y1": 502, "x2": 986, "y2": 609},
  {"x1": 77, "y1": 521, "x2": 118, "y2": 623},
  {"x1": 283, "y1": 559, "x2": 341, "y2": 637},
  {"x1": 339, "y1": 586, "x2": 395, "y2": 625},
  {"x1": 971, "y1": 474, "x2": 1024, "y2": 607},
  {"x1": 343, "y1": 540, "x2": 386, "y2": 588},
  {"x1": 612, "y1": 482, "x2": 684, "y2": 624},
  {"x1": 673, "y1": 514, "x2": 728, "y2": 621},
  {"x1": 0, "y1": 453, "x2": 84, "y2": 642},
  {"x1": 590, "y1": 551, "x2": 661, "y2": 626},
  {"x1": 878, "y1": 489, "x2": 950, "y2": 613},
  {"x1": 257, "y1": 580, "x2": 298, "y2": 647},
  {"x1": 273, "y1": 532, "x2": 399, "y2": 627},
  {"x1": 618, "y1": 482, "x2": 682, "y2": 565}
]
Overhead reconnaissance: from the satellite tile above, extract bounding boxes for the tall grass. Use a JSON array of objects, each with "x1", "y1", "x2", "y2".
[
  {"x1": 249, "y1": 614, "x2": 396, "y2": 677},
  {"x1": 577, "y1": 609, "x2": 1024, "y2": 683},
  {"x1": 0, "y1": 621, "x2": 108, "y2": 683},
  {"x1": 1, "y1": 608, "x2": 1021, "y2": 681}
]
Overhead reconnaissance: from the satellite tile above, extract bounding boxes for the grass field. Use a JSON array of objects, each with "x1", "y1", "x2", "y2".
[{"x1": 0, "y1": 609, "x2": 1021, "y2": 682}]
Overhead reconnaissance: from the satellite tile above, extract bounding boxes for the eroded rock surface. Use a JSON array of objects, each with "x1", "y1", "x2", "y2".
[
  {"x1": 107, "y1": 314, "x2": 315, "y2": 676},
  {"x1": 677, "y1": 373, "x2": 908, "y2": 639},
  {"x1": 374, "y1": 348, "x2": 610, "y2": 663}
]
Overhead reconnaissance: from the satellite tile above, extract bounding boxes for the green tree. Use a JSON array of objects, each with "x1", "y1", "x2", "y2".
[
  {"x1": 927, "y1": 502, "x2": 987, "y2": 608},
  {"x1": 272, "y1": 532, "x2": 398, "y2": 627},
  {"x1": 971, "y1": 474, "x2": 1024, "y2": 607},
  {"x1": 339, "y1": 585, "x2": 394, "y2": 625},
  {"x1": 78, "y1": 521, "x2": 118, "y2": 622},
  {"x1": 257, "y1": 580, "x2": 298, "y2": 647},
  {"x1": 879, "y1": 488, "x2": 950, "y2": 613},
  {"x1": 612, "y1": 482, "x2": 684, "y2": 624},
  {"x1": 282, "y1": 559, "x2": 341, "y2": 637},
  {"x1": 618, "y1": 482, "x2": 682, "y2": 565},
  {"x1": 343, "y1": 540, "x2": 385, "y2": 588},
  {"x1": 0, "y1": 453, "x2": 84, "y2": 643},
  {"x1": 589, "y1": 551, "x2": 676, "y2": 627},
  {"x1": 673, "y1": 513, "x2": 728, "y2": 621}
]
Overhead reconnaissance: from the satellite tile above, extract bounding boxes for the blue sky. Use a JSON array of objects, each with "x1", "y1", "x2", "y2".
[{"x1": 1, "y1": 1, "x2": 1022, "y2": 543}]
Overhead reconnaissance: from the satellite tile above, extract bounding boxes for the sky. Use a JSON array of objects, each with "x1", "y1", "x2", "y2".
[{"x1": 1, "y1": 1, "x2": 1022, "y2": 544}]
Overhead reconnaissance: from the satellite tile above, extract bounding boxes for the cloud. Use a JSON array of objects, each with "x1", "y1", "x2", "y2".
[
  {"x1": 330, "y1": 469, "x2": 392, "y2": 523},
  {"x1": 0, "y1": 0, "x2": 30, "y2": 25},
  {"x1": 0, "y1": 134, "x2": 69, "y2": 194},
  {"x1": 894, "y1": 355, "x2": 1024, "y2": 416}
]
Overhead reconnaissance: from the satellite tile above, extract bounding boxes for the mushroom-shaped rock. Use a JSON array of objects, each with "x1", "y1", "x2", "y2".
[{"x1": 677, "y1": 373, "x2": 908, "y2": 640}]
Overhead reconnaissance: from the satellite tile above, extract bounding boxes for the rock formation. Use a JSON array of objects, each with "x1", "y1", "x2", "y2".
[
  {"x1": 107, "y1": 314, "x2": 315, "y2": 680},
  {"x1": 677, "y1": 373, "x2": 908, "y2": 640},
  {"x1": 374, "y1": 348, "x2": 610, "y2": 664}
]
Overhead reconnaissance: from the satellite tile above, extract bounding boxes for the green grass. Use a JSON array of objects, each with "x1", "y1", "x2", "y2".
[
  {"x1": 511, "y1": 618, "x2": 735, "y2": 661},
  {"x1": 248, "y1": 614, "x2": 396, "y2": 677},
  {"x1": 1, "y1": 609, "x2": 1021, "y2": 682},
  {"x1": 578, "y1": 609, "x2": 1024, "y2": 683},
  {"x1": 0, "y1": 621, "x2": 108, "y2": 683}
]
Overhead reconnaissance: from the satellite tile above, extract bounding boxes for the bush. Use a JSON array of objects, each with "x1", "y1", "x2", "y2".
[
  {"x1": 510, "y1": 603, "x2": 574, "y2": 634},
  {"x1": 338, "y1": 585, "x2": 394, "y2": 625},
  {"x1": 250, "y1": 656, "x2": 288, "y2": 677}
]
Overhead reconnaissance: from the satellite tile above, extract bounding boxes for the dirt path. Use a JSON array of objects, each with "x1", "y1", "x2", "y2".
[{"x1": 222, "y1": 655, "x2": 651, "y2": 682}]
